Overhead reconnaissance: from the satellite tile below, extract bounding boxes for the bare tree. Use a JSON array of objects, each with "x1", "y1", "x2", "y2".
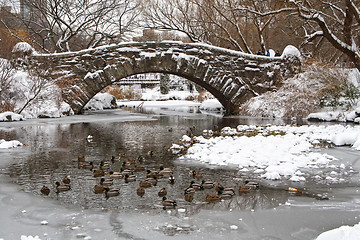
[
  {"x1": 2, "y1": 0, "x2": 141, "y2": 53},
  {"x1": 0, "y1": 59, "x2": 15, "y2": 111}
]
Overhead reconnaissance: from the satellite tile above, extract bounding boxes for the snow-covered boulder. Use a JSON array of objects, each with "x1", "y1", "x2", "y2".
[
  {"x1": 281, "y1": 45, "x2": 301, "y2": 59},
  {"x1": 200, "y1": 99, "x2": 225, "y2": 112},
  {"x1": 12, "y1": 42, "x2": 35, "y2": 55},
  {"x1": 316, "y1": 222, "x2": 360, "y2": 240},
  {"x1": 84, "y1": 93, "x2": 117, "y2": 111},
  {"x1": 0, "y1": 112, "x2": 24, "y2": 122},
  {"x1": 0, "y1": 139, "x2": 23, "y2": 149}
]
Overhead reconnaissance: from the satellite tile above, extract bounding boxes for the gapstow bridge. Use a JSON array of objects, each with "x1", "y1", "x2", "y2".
[{"x1": 13, "y1": 41, "x2": 301, "y2": 115}]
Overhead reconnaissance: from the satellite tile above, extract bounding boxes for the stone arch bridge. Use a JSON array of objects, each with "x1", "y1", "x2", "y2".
[{"x1": 14, "y1": 41, "x2": 301, "y2": 115}]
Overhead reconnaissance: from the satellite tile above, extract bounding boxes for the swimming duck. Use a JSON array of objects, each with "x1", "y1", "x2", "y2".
[
  {"x1": 110, "y1": 156, "x2": 116, "y2": 163},
  {"x1": 238, "y1": 186, "x2": 251, "y2": 194},
  {"x1": 139, "y1": 180, "x2": 152, "y2": 188},
  {"x1": 201, "y1": 180, "x2": 215, "y2": 189},
  {"x1": 100, "y1": 178, "x2": 113, "y2": 186},
  {"x1": 134, "y1": 165, "x2": 145, "y2": 172},
  {"x1": 146, "y1": 176, "x2": 158, "y2": 186},
  {"x1": 108, "y1": 171, "x2": 123, "y2": 179},
  {"x1": 146, "y1": 170, "x2": 159, "y2": 179},
  {"x1": 94, "y1": 184, "x2": 106, "y2": 194},
  {"x1": 62, "y1": 176, "x2": 71, "y2": 184},
  {"x1": 148, "y1": 151, "x2": 154, "y2": 156},
  {"x1": 93, "y1": 169, "x2": 105, "y2": 177},
  {"x1": 205, "y1": 194, "x2": 221, "y2": 203},
  {"x1": 244, "y1": 180, "x2": 259, "y2": 190},
  {"x1": 126, "y1": 159, "x2": 136, "y2": 165},
  {"x1": 159, "y1": 166, "x2": 173, "y2": 176},
  {"x1": 184, "y1": 186, "x2": 195, "y2": 195},
  {"x1": 78, "y1": 161, "x2": 93, "y2": 170},
  {"x1": 192, "y1": 170, "x2": 203, "y2": 180},
  {"x1": 184, "y1": 193, "x2": 194, "y2": 202},
  {"x1": 55, "y1": 181, "x2": 71, "y2": 193},
  {"x1": 168, "y1": 175, "x2": 175, "y2": 184},
  {"x1": 121, "y1": 168, "x2": 134, "y2": 175},
  {"x1": 136, "y1": 187, "x2": 145, "y2": 197},
  {"x1": 215, "y1": 183, "x2": 224, "y2": 192},
  {"x1": 161, "y1": 196, "x2": 177, "y2": 209},
  {"x1": 99, "y1": 161, "x2": 110, "y2": 170},
  {"x1": 190, "y1": 181, "x2": 204, "y2": 191},
  {"x1": 104, "y1": 187, "x2": 120, "y2": 198},
  {"x1": 78, "y1": 156, "x2": 85, "y2": 162},
  {"x1": 220, "y1": 189, "x2": 235, "y2": 199},
  {"x1": 40, "y1": 185, "x2": 50, "y2": 195},
  {"x1": 137, "y1": 154, "x2": 144, "y2": 162},
  {"x1": 119, "y1": 153, "x2": 126, "y2": 158},
  {"x1": 158, "y1": 188, "x2": 167, "y2": 197},
  {"x1": 124, "y1": 174, "x2": 136, "y2": 183}
]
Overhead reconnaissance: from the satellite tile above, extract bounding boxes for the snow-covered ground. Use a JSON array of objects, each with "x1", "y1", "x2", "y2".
[{"x1": 173, "y1": 124, "x2": 360, "y2": 183}]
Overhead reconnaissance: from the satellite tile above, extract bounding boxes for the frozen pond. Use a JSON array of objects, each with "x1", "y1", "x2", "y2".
[{"x1": 0, "y1": 106, "x2": 360, "y2": 240}]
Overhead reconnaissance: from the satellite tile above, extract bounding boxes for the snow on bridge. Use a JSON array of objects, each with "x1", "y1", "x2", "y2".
[{"x1": 12, "y1": 41, "x2": 301, "y2": 114}]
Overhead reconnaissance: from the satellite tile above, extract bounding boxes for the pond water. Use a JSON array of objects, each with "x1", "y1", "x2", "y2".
[{"x1": 0, "y1": 106, "x2": 360, "y2": 240}]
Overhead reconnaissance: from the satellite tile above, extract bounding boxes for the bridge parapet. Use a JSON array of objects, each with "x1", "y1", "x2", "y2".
[{"x1": 14, "y1": 41, "x2": 301, "y2": 114}]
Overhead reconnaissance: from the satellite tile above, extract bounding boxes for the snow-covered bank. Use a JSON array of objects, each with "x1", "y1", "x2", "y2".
[
  {"x1": 316, "y1": 222, "x2": 360, "y2": 240},
  {"x1": 0, "y1": 112, "x2": 24, "y2": 122},
  {"x1": 172, "y1": 124, "x2": 360, "y2": 182}
]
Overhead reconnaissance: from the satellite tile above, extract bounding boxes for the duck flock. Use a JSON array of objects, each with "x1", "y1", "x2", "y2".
[{"x1": 39, "y1": 151, "x2": 262, "y2": 210}]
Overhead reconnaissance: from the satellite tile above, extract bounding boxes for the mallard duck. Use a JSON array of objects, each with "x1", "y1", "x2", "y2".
[
  {"x1": 238, "y1": 186, "x2": 251, "y2": 194},
  {"x1": 220, "y1": 189, "x2": 235, "y2": 199},
  {"x1": 201, "y1": 180, "x2": 215, "y2": 189},
  {"x1": 100, "y1": 178, "x2": 113, "y2": 186},
  {"x1": 104, "y1": 187, "x2": 120, "y2": 198},
  {"x1": 121, "y1": 168, "x2": 133, "y2": 175},
  {"x1": 99, "y1": 161, "x2": 110, "y2": 170},
  {"x1": 108, "y1": 171, "x2": 123, "y2": 179},
  {"x1": 93, "y1": 169, "x2": 105, "y2": 177},
  {"x1": 215, "y1": 183, "x2": 224, "y2": 192},
  {"x1": 126, "y1": 159, "x2": 136, "y2": 165},
  {"x1": 146, "y1": 176, "x2": 158, "y2": 186},
  {"x1": 190, "y1": 181, "x2": 204, "y2": 191},
  {"x1": 134, "y1": 165, "x2": 145, "y2": 172},
  {"x1": 119, "y1": 153, "x2": 126, "y2": 158},
  {"x1": 191, "y1": 170, "x2": 203, "y2": 179},
  {"x1": 40, "y1": 185, "x2": 50, "y2": 195},
  {"x1": 168, "y1": 175, "x2": 175, "y2": 184},
  {"x1": 146, "y1": 170, "x2": 159, "y2": 179},
  {"x1": 161, "y1": 196, "x2": 177, "y2": 209},
  {"x1": 158, "y1": 188, "x2": 167, "y2": 197},
  {"x1": 148, "y1": 151, "x2": 154, "y2": 156},
  {"x1": 205, "y1": 194, "x2": 221, "y2": 203},
  {"x1": 124, "y1": 174, "x2": 136, "y2": 183},
  {"x1": 184, "y1": 193, "x2": 194, "y2": 202},
  {"x1": 139, "y1": 180, "x2": 152, "y2": 188},
  {"x1": 62, "y1": 176, "x2": 70, "y2": 184},
  {"x1": 78, "y1": 156, "x2": 85, "y2": 162},
  {"x1": 137, "y1": 154, "x2": 143, "y2": 162},
  {"x1": 184, "y1": 186, "x2": 195, "y2": 195},
  {"x1": 136, "y1": 187, "x2": 145, "y2": 197},
  {"x1": 78, "y1": 161, "x2": 93, "y2": 170},
  {"x1": 55, "y1": 181, "x2": 71, "y2": 192},
  {"x1": 159, "y1": 166, "x2": 173, "y2": 176},
  {"x1": 244, "y1": 180, "x2": 259, "y2": 189},
  {"x1": 110, "y1": 156, "x2": 116, "y2": 163},
  {"x1": 94, "y1": 184, "x2": 105, "y2": 194}
]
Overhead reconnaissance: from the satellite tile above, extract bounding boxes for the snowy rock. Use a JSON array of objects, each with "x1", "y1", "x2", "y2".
[
  {"x1": 40, "y1": 220, "x2": 48, "y2": 225},
  {"x1": 230, "y1": 225, "x2": 238, "y2": 230},
  {"x1": 316, "y1": 221, "x2": 360, "y2": 240},
  {"x1": 0, "y1": 139, "x2": 23, "y2": 149},
  {"x1": 281, "y1": 45, "x2": 301, "y2": 59},
  {"x1": 0, "y1": 111, "x2": 24, "y2": 122},
  {"x1": 84, "y1": 93, "x2": 117, "y2": 111},
  {"x1": 12, "y1": 42, "x2": 35, "y2": 55}
]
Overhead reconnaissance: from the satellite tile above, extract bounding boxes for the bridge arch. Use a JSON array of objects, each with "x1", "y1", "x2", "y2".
[{"x1": 20, "y1": 42, "x2": 300, "y2": 114}]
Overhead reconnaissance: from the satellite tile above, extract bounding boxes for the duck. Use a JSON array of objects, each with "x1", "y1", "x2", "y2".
[
  {"x1": 136, "y1": 187, "x2": 145, "y2": 197},
  {"x1": 201, "y1": 180, "x2": 215, "y2": 189},
  {"x1": 137, "y1": 154, "x2": 144, "y2": 162},
  {"x1": 168, "y1": 175, "x2": 175, "y2": 184},
  {"x1": 205, "y1": 194, "x2": 221, "y2": 203},
  {"x1": 159, "y1": 166, "x2": 173, "y2": 176},
  {"x1": 40, "y1": 185, "x2": 50, "y2": 195},
  {"x1": 99, "y1": 161, "x2": 110, "y2": 170},
  {"x1": 119, "y1": 153, "x2": 126, "y2": 158},
  {"x1": 104, "y1": 187, "x2": 120, "y2": 198},
  {"x1": 126, "y1": 159, "x2": 136, "y2": 165},
  {"x1": 94, "y1": 184, "x2": 106, "y2": 194},
  {"x1": 189, "y1": 181, "x2": 204, "y2": 191},
  {"x1": 215, "y1": 183, "x2": 224, "y2": 192},
  {"x1": 148, "y1": 151, "x2": 154, "y2": 156},
  {"x1": 158, "y1": 188, "x2": 167, "y2": 197},
  {"x1": 86, "y1": 135, "x2": 93, "y2": 142},
  {"x1": 244, "y1": 180, "x2": 259, "y2": 189},
  {"x1": 124, "y1": 174, "x2": 136, "y2": 183},
  {"x1": 100, "y1": 178, "x2": 113, "y2": 186},
  {"x1": 78, "y1": 156, "x2": 85, "y2": 162},
  {"x1": 220, "y1": 188, "x2": 235, "y2": 199},
  {"x1": 78, "y1": 161, "x2": 93, "y2": 170},
  {"x1": 238, "y1": 186, "x2": 251, "y2": 194},
  {"x1": 134, "y1": 165, "x2": 145, "y2": 172},
  {"x1": 184, "y1": 186, "x2": 195, "y2": 195},
  {"x1": 146, "y1": 170, "x2": 159, "y2": 179},
  {"x1": 108, "y1": 171, "x2": 123, "y2": 179},
  {"x1": 93, "y1": 169, "x2": 105, "y2": 177},
  {"x1": 191, "y1": 170, "x2": 203, "y2": 179},
  {"x1": 110, "y1": 156, "x2": 116, "y2": 163},
  {"x1": 121, "y1": 168, "x2": 133, "y2": 175},
  {"x1": 161, "y1": 196, "x2": 177, "y2": 209},
  {"x1": 139, "y1": 180, "x2": 152, "y2": 188},
  {"x1": 146, "y1": 176, "x2": 158, "y2": 186},
  {"x1": 55, "y1": 181, "x2": 71, "y2": 193},
  {"x1": 62, "y1": 176, "x2": 71, "y2": 184},
  {"x1": 184, "y1": 193, "x2": 194, "y2": 202}
]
